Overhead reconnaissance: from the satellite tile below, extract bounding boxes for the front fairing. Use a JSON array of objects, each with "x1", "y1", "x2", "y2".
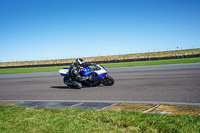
[{"x1": 94, "y1": 65, "x2": 107, "y2": 76}]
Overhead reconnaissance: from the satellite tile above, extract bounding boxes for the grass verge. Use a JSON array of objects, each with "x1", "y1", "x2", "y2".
[
  {"x1": 0, "y1": 57, "x2": 200, "y2": 74},
  {"x1": 0, "y1": 106, "x2": 200, "y2": 133},
  {"x1": 102, "y1": 57, "x2": 200, "y2": 68},
  {"x1": 1, "y1": 48, "x2": 200, "y2": 67}
]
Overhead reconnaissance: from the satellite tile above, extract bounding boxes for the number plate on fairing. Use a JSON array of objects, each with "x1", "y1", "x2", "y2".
[{"x1": 59, "y1": 68, "x2": 69, "y2": 76}]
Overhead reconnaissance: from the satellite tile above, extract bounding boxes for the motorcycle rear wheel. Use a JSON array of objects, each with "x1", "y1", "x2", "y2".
[{"x1": 103, "y1": 75, "x2": 114, "y2": 86}]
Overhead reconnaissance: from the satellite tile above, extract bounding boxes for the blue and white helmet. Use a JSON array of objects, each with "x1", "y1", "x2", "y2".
[{"x1": 76, "y1": 58, "x2": 84, "y2": 65}]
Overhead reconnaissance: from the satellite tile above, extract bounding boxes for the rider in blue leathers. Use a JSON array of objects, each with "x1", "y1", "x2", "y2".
[{"x1": 66, "y1": 58, "x2": 96, "y2": 88}]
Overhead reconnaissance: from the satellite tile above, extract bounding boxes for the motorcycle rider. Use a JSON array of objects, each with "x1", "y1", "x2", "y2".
[{"x1": 65, "y1": 58, "x2": 96, "y2": 88}]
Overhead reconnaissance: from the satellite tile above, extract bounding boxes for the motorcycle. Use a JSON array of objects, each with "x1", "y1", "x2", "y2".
[{"x1": 59, "y1": 64, "x2": 114, "y2": 89}]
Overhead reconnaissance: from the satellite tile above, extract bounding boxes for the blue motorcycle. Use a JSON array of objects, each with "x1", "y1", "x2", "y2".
[{"x1": 59, "y1": 64, "x2": 114, "y2": 89}]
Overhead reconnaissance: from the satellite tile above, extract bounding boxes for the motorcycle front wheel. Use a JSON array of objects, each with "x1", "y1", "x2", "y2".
[{"x1": 103, "y1": 75, "x2": 114, "y2": 86}]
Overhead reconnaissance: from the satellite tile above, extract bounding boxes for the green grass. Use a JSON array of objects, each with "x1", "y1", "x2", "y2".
[
  {"x1": 102, "y1": 57, "x2": 200, "y2": 68},
  {"x1": 0, "y1": 106, "x2": 200, "y2": 133},
  {"x1": 0, "y1": 57, "x2": 200, "y2": 74},
  {"x1": 1, "y1": 48, "x2": 200, "y2": 67},
  {"x1": 0, "y1": 66, "x2": 64, "y2": 74}
]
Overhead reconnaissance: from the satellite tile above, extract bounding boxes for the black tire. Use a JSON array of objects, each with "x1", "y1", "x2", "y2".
[
  {"x1": 72, "y1": 81, "x2": 82, "y2": 89},
  {"x1": 63, "y1": 76, "x2": 68, "y2": 84},
  {"x1": 103, "y1": 75, "x2": 114, "y2": 86}
]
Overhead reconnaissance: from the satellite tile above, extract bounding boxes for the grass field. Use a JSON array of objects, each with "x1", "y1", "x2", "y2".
[
  {"x1": 0, "y1": 106, "x2": 200, "y2": 133},
  {"x1": 0, "y1": 48, "x2": 200, "y2": 67},
  {"x1": 0, "y1": 57, "x2": 200, "y2": 74}
]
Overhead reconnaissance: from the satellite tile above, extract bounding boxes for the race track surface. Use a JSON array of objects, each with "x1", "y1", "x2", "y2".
[{"x1": 0, "y1": 63, "x2": 200, "y2": 105}]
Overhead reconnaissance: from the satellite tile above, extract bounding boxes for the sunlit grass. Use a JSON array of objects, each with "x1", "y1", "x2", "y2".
[
  {"x1": 0, "y1": 66, "x2": 64, "y2": 74},
  {"x1": 0, "y1": 57, "x2": 200, "y2": 74},
  {"x1": 0, "y1": 106, "x2": 200, "y2": 133},
  {"x1": 101, "y1": 57, "x2": 200, "y2": 68},
  {"x1": 1, "y1": 48, "x2": 200, "y2": 67}
]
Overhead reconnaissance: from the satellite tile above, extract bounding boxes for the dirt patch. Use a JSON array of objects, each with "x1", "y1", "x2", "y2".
[
  {"x1": 156, "y1": 105, "x2": 200, "y2": 115},
  {"x1": 0, "y1": 102, "x2": 17, "y2": 106},
  {"x1": 103, "y1": 103, "x2": 154, "y2": 112}
]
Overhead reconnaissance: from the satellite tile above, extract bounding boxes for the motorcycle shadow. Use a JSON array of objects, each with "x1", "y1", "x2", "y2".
[
  {"x1": 51, "y1": 86, "x2": 79, "y2": 89},
  {"x1": 51, "y1": 85, "x2": 103, "y2": 90}
]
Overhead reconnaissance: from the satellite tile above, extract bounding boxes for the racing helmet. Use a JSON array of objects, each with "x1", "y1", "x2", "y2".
[{"x1": 76, "y1": 58, "x2": 84, "y2": 66}]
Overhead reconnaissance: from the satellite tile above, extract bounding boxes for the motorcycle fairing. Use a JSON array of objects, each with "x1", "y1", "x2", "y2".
[
  {"x1": 80, "y1": 66, "x2": 92, "y2": 76},
  {"x1": 59, "y1": 65, "x2": 107, "y2": 82}
]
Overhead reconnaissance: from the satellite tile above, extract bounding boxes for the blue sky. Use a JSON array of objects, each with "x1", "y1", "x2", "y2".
[{"x1": 0, "y1": 0, "x2": 200, "y2": 62}]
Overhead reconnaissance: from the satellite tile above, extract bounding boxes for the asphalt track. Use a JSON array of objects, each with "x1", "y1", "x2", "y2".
[{"x1": 0, "y1": 63, "x2": 200, "y2": 108}]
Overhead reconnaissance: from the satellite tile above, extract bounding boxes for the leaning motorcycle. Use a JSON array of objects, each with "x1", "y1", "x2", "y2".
[{"x1": 59, "y1": 64, "x2": 114, "y2": 89}]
